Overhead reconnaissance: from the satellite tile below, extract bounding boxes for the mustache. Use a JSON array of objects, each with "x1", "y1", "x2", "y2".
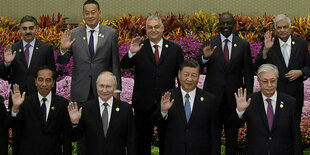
[{"x1": 25, "y1": 33, "x2": 32, "y2": 36}]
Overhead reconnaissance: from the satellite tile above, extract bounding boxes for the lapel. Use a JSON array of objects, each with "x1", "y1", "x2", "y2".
[
  {"x1": 105, "y1": 98, "x2": 120, "y2": 139},
  {"x1": 144, "y1": 40, "x2": 157, "y2": 65},
  {"x1": 94, "y1": 25, "x2": 106, "y2": 58},
  {"x1": 288, "y1": 35, "x2": 297, "y2": 68},
  {"x1": 228, "y1": 35, "x2": 239, "y2": 69},
  {"x1": 79, "y1": 25, "x2": 91, "y2": 58},
  {"x1": 187, "y1": 88, "x2": 202, "y2": 125},
  {"x1": 15, "y1": 41, "x2": 28, "y2": 69},
  {"x1": 256, "y1": 92, "x2": 270, "y2": 132},
  {"x1": 213, "y1": 35, "x2": 227, "y2": 68},
  {"x1": 271, "y1": 94, "x2": 284, "y2": 132},
  {"x1": 28, "y1": 39, "x2": 40, "y2": 70},
  {"x1": 45, "y1": 94, "x2": 57, "y2": 128},
  {"x1": 31, "y1": 94, "x2": 46, "y2": 126},
  {"x1": 273, "y1": 37, "x2": 287, "y2": 68},
  {"x1": 158, "y1": 39, "x2": 169, "y2": 65},
  {"x1": 174, "y1": 88, "x2": 188, "y2": 125}
]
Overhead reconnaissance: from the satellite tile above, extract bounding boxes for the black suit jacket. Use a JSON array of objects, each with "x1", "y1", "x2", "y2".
[
  {"x1": 120, "y1": 38, "x2": 184, "y2": 110},
  {"x1": 0, "y1": 96, "x2": 8, "y2": 155},
  {"x1": 254, "y1": 36, "x2": 310, "y2": 108},
  {"x1": 153, "y1": 88, "x2": 220, "y2": 155},
  {"x1": 71, "y1": 98, "x2": 135, "y2": 155},
  {"x1": 0, "y1": 39, "x2": 55, "y2": 96},
  {"x1": 10, "y1": 93, "x2": 71, "y2": 155},
  {"x1": 196, "y1": 35, "x2": 254, "y2": 110},
  {"x1": 228, "y1": 92, "x2": 302, "y2": 155}
]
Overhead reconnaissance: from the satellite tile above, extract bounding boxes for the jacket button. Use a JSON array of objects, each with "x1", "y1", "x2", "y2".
[{"x1": 268, "y1": 137, "x2": 272, "y2": 140}]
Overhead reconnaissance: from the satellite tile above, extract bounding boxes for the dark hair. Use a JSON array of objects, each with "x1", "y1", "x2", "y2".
[
  {"x1": 219, "y1": 12, "x2": 235, "y2": 22},
  {"x1": 179, "y1": 59, "x2": 200, "y2": 72},
  {"x1": 35, "y1": 65, "x2": 57, "y2": 81},
  {"x1": 20, "y1": 15, "x2": 38, "y2": 25},
  {"x1": 83, "y1": 0, "x2": 100, "y2": 10}
]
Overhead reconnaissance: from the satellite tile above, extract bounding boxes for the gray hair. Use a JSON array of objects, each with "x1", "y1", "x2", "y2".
[
  {"x1": 96, "y1": 71, "x2": 117, "y2": 86},
  {"x1": 257, "y1": 64, "x2": 279, "y2": 78},
  {"x1": 274, "y1": 14, "x2": 291, "y2": 28},
  {"x1": 146, "y1": 15, "x2": 163, "y2": 27}
]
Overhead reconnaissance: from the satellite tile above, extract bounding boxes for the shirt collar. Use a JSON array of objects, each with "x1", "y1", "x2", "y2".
[
  {"x1": 98, "y1": 96, "x2": 114, "y2": 107},
  {"x1": 37, "y1": 91, "x2": 52, "y2": 104},
  {"x1": 261, "y1": 91, "x2": 277, "y2": 103},
  {"x1": 180, "y1": 87, "x2": 196, "y2": 99},
  {"x1": 150, "y1": 38, "x2": 163, "y2": 48},
  {"x1": 23, "y1": 39, "x2": 36, "y2": 48},
  {"x1": 86, "y1": 24, "x2": 100, "y2": 32},
  {"x1": 220, "y1": 33, "x2": 233, "y2": 43},
  {"x1": 278, "y1": 36, "x2": 292, "y2": 47}
]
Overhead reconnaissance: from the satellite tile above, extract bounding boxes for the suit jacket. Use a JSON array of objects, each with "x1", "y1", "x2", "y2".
[
  {"x1": 71, "y1": 98, "x2": 135, "y2": 155},
  {"x1": 10, "y1": 93, "x2": 72, "y2": 155},
  {"x1": 152, "y1": 88, "x2": 220, "y2": 155},
  {"x1": 228, "y1": 92, "x2": 302, "y2": 155},
  {"x1": 196, "y1": 34, "x2": 254, "y2": 111},
  {"x1": 58, "y1": 24, "x2": 121, "y2": 103},
  {"x1": 254, "y1": 36, "x2": 310, "y2": 108},
  {"x1": 0, "y1": 96, "x2": 8, "y2": 155},
  {"x1": 120, "y1": 38, "x2": 184, "y2": 110},
  {"x1": 0, "y1": 39, "x2": 55, "y2": 96}
]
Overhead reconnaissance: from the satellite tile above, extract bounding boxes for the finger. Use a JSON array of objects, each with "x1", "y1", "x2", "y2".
[
  {"x1": 21, "y1": 92, "x2": 26, "y2": 99},
  {"x1": 79, "y1": 107, "x2": 83, "y2": 113},
  {"x1": 139, "y1": 43, "x2": 144, "y2": 49},
  {"x1": 244, "y1": 88, "x2": 247, "y2": 97},
  {"x1": 71, "y1": 38, "x2": 76, "y2": 44},
  {"x1": 12, "y1": 51, "x2": 16, "y2": 57},
  {"x1": 212, "y1": 46, "x2": 217, "y2": 52},
  {"x1": 234, "y1": 92, "x2": 238, "y2": 100},
  {"x1": 247, "y1": 98, "x2": 251, "y2": 105},
  {"x1": 170, "y1": 99, "x2": 175, "y2": 105}
]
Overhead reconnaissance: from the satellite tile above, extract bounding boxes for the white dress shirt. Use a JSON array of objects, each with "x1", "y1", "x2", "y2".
[
  {"x1": 86, "y1": 24, "x2": 100, "y2": 54},
  {"x1": 278, "y1": 36, "x2": 292, "y2": 60},
  {"x1": 98, "y1": 96, "x2": 114, "y2": 126}
]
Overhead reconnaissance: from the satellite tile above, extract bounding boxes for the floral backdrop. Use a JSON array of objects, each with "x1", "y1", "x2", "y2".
[{"x1": 1, "y1": 11, "x2": 310, "y2": 149}]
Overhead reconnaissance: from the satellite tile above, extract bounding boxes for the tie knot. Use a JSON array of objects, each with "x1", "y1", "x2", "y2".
[
  {"x1": 25, "y1": 43, "x2": 31, "y2": 48},
  {"x1": 225, "y1": 39, "x2": 229, "y2": 43},
  {"x1": 153, "y1": 45, "x2": 159, "y2": 49},
  {"x1": 185, "y1": 93, "x2": 190, "y2": 99},
  {"x1": 266, "y1": 98, "x2": 272, "y2": 104},
  {"x1": 90, "y1": 30, "x2": 95, "y2": 34},
  {"x1": 42, "y1": 98, "x2": 47, "y2": 103},
  {"x1": 103, "y1": 103, "x2": 108, "y2": 108}
]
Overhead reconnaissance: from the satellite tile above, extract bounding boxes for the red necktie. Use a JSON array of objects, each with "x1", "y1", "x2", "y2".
[
  {"x1": 24, "y1": 43, "x2": 31, "y2": 67},
  {"x1": 153, "y1": 45, "x2": 159, "y2": 64},
  {"x1": 224, "y1": 39, "x2": 229, "y2": 64}
]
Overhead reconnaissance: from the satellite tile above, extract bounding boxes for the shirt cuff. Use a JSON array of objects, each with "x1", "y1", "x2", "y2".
[
  {"x1": 202, "y1": 56, "x2": 208, "y2": 64},
  {"x1": 11, "y1": 110, "x2": 18, "y2": 117},
  {"x1": 4, "y1": 62, "x2": 11, "y2": 67},
  {"x1": 114, "y1": 89, "x2": 121, "y2": 93},
  {"x1": 161, "y1": 112, "x2": 168, "y2": 120},
  {"x1": 236, "y1": 108, "x2": 245, "y2": 119},
  {"x1": 128, "y1": 50, "x2": 136, "y2": 58}
]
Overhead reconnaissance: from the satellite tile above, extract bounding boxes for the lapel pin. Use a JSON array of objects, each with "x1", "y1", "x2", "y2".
[
  {"x1": 165, "y1": 44, "x2": 169, "y2": 48},
  {"x1": 51, "y1": 106, "x2": 55, "y2": 110},
  {"x1": 19, "y1": 49, "x2": 22, "y2": 52},
  {"x1": 200, "y1": 97, "x2": 204, "y2": 101},
  {"x1": 116, "y1": 107, "x2": 120, "y2": 112},
  {"x1": 99, "y1": 33, "x2": 104, "y2": 38},
  {"x1": 234, "y1": 43, "x2": 237, "y2": 47},
  {"x1": 36, "y1": 47, "x2": 39, "y2": 50},
  {"x1": 83, "y1": 37, "x2": 86, "y2": 40},
  {"x1": 292, "y1": 41, "x2": 295, "y2": 45},
  {"x1": 280, "y1": 101, "x2": 284, "y2": 108}
]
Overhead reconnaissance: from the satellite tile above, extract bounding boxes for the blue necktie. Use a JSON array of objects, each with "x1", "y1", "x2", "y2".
[
  {"x1": 185, "y1": 93, "x2": 191, "y2": 122},
  {"x1": 89, "y1": 30, "x2": 95, "y2": 58},
  {"x1": 41, "y1": 98, "x2": 47, "y2": 122}
]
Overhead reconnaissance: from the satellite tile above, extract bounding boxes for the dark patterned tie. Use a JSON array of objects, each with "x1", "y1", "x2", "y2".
[
  {"x1": 153, "y1": 45, "x2": 159, "y2": 64},
  {"x1": 266, "y1": 98, "x2": 273, "y2": 131},
  {"x1": 89, "y1": 30, "x2": 95, "y2": 58},
  {"x1": 224, "y1": 39, "x2": 229, "y2": 64},
  {"x1": 41, "y1": 98, "x2": 47, "y2": 122},
  {"x1": 185, "y1": 93, "x2": 191, "y2": 122},
  {"x1": 102, "y1": 103, "x2": 109, "y2": 136},
  {"x1": 24, "y1": 43, "x2": 31, "y2": 67}
]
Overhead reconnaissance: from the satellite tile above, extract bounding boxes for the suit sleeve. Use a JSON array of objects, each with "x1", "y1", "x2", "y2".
[
  {"x1": 111, "y1": 30, "x2": 122, "y2": 91},
  {"x1": 300, "y1": 40, "x2": 310, "y2": 79},
  {"x1": 210, "y1": 96, "x2": 221, "y2": 155},
  {"x1": 126, "y1": 105, "x2": 136, "y2": 155},
  {"x1": 61, "y1": 100, "x2": 72, "y2": 155},
  {"x1": 243, "y1": 41, "x2": 254, "y2": 94},
  {"x1": 176, "y1": 44, "x2": 184, "y2": 86},
  {"x1": 291, "y1": 98, "x2": 302, "y2": 154},
  {"x1": 45, "y1": 44, "x2": 56, "y2": 72},
  {"x1": 120, "y1": 51, "x2": 136, "y2": 69}
]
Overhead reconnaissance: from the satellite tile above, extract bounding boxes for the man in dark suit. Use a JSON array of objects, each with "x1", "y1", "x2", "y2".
[
  {"x1": 120, "y1": 15, "x2": 184, "y2": 155},
  {"x1": 0, "y1": 15, "x2": 56, "y2": 155},
  {"x1": 10, "y1": 66, "x2": 72, "y2": 155},
  {"x1": 152, "y1": 60, "x2": 220, "y2": 155},
  {"x1": 68, "y1": 71, "x2": 135, "y2": 155},
  {"x1": 59, "y1": 0, "x2": 121, "y2": 103},
  {"x1": 231, "y1": 64, "x2": 302, "y2": 155},
  {"x1": 254, "y1": 14, "x2": 310, "y2": 124},
  {"x1": 0, "y1": 95, "x2": 8, "y2": 155},
  {"x1": 196, "y1": 12, "x2": 254, "y2": 154}
]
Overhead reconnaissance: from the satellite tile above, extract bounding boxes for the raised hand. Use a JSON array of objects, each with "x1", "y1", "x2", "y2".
[
  {"x1": 67, "y1": 101, "x2": 82, "y2": 124},
  {"x1": 130, "y1": 35, "x2": 144, "y2": 54},
  {"x1": 4, "y1": 45, "x2": 16, "y2": 63},
  {"x1": 234, "y1": 88, "x2": 251, "y2": 112},
  {"x1": 262, "y1": 31, "x2": 274, "y2": 57},
  {"x1": 10, "y1": 84, "x2": 26, "y2": 113},
  {"x1": 160, "y1": 92, "x2": 174, "y2": 113},
  {"x1": 201, "y1": 38, "x2": 217, "y2": 59},
  {"x1": 60, "y1": 30, "x2": 76, "y2": 51}
]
